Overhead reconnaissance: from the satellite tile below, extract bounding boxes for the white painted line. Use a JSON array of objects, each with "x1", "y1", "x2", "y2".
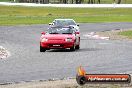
[
  {"x1": 0, "y1": 2, "x2": 132, "y2": 8},
  {"x1": 98, "y1": 43, "x2": 112, "y2": 45}
]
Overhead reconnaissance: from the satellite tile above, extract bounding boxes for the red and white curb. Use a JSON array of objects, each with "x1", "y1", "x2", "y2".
[
  {"x1": 0, "y1": 46, "x2": 10, "y2": 59},
  {"x1": 83, "y1": 32, "x2": 110, "y2": 40}
]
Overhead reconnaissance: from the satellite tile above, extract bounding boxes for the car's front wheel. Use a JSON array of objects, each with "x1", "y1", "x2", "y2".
[
  {"x1": 40, "y1": 46, "x2": 46, "y2": 52},
  {"x1": 75, "y1": 45, "x2": 80, "y2": 49},
  {"x1": 70, "y1": 44, "x2": 75, "y2": 51}
]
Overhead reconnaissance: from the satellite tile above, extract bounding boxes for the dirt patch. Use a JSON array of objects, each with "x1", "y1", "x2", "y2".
[
  {"x1": 0, "y1": 78, "x2": 132, "y2": 88},
  {"x1": 96, "y1": 29, "x2": 132, "y2": 40}
]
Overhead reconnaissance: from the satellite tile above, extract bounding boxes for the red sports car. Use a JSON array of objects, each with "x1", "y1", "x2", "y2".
[{"x1": 40, "y1": 26, "x2": 80, "y2": 52}]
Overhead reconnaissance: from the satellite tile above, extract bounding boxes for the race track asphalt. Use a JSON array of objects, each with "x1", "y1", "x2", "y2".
[{"x1": 0, "y1": 22, "x2": 132, "y2": 83}]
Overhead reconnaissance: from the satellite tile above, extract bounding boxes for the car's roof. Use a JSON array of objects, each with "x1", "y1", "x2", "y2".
[{"x1": 49, "y1": 25, "x2": 74, "y2": 29}]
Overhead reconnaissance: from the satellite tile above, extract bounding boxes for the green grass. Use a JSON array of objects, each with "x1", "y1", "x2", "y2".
[
  {"x1": 0, "y1": 0, "x2": 20, "y2": 2},
  {"x1": 0, "y1": 6, "x2": 132, "y2": 25},
  {"x1": 0, "y1": 0, "x2": 8, "y2": 1},
  {"x1": 119, "y1": 30, "x2": 132, "y2": 39}
]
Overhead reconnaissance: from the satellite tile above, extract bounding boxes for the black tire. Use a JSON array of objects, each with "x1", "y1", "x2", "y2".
[
  {"x1": 70, "y1": 44, "x2": 75, "y2": 51},
  {"x1": 117, "y1": 0, "x2": 121, "y2": 4},
  {"x1": 75, "y1": 45, "x2": 80, "y2": 49},
  {"x1": 114, "y1": 0, "x2": 122, "y2": 4},
  {"x1": 128, "y1": 74, "x2": 131, "y2": 83},
  {"x1": 40, "y1": 46, "x2": 46, "y2": 52},
  {"x1": 76, "y1": 75, "x2": 86, "y2": 85}
]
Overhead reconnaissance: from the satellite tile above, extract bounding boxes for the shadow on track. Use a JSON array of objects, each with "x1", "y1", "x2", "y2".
[
  {"x1": 47, "y1": 49, "x2": 72, "y2": 52},
  {"x1": 75, "y1": 48, "x2": 102, "y2": 52},
  {"x1": 45, "y1": 48, "x2": 101, "y2": 52}
]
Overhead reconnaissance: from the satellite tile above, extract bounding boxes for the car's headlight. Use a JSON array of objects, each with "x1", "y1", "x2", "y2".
[
  {"x1": 65, "y1": 38, "x2": 72, "y2": 42},
  {"x1": 41, "y1": 38, "x2": 48, "y2": 42}
]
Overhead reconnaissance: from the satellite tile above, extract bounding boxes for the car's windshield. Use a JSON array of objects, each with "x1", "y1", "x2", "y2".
[
  {"x1": 54, "y1": 20, "x2": 76, "y2": 26},
  {"x1": 48, "y1": 27, "x2": 74, "y2": 34}
]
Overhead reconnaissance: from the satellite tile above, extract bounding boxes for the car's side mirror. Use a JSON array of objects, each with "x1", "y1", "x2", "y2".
[
  {"x1": 77, "y1": 24, "x2": 79, "y2": 26},
  {"x1": 49, "y1": 23, "x2": 52, "y2": 25},
  {"x1": 75, "y1": 32, "x2": 80, "y2": 34},
  {"x1": 41, "y1": 32, "x2": 46, "y2": 35}
]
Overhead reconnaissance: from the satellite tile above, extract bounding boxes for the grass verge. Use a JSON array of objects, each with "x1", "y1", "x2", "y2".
[
  {"x1": 119, "y1": 30, "x2": 132, "y2": 39},
  {"x1": 0, "y1": 6, "x2": 132, "y2": 25},
  {"x1": 96, "y1": 29, "x2": 132, "y2": 40}
]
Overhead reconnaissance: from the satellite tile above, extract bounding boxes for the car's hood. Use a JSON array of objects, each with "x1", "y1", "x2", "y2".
[{"x1": 43, "y1": 34, "x2": 74, "y2": 39}]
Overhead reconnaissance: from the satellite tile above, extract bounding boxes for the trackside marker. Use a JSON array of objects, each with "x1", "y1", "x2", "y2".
[{"x1": 76, "y1": 66, "x2": 131, "y2": 85}]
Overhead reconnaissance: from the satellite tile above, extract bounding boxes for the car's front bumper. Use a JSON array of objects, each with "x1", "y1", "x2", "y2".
[{"x1": 40, "y1": 42, "x2": 74, "y2": 49}]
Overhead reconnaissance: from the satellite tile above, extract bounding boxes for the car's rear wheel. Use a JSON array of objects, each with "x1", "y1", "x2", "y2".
[
  {"x1": 40, "y1": 46, "x2": 46, "y2": 52},
  {"x1": 70, "y1": 44, "x2": 75, "y2": 51}
]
